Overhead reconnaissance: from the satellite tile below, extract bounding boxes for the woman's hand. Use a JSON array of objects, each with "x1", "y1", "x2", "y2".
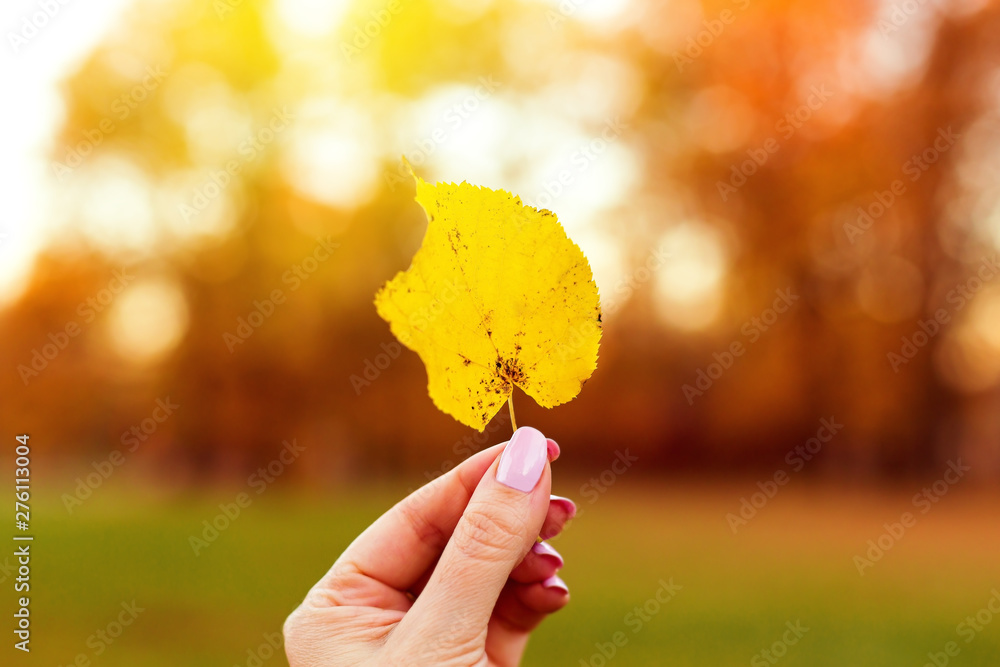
[{"x1": 283, "y1": 426, "x2": 577, "y2": 666}]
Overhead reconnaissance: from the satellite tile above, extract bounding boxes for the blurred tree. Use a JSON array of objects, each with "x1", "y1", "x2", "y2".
[{"x1": 5, "y1": 0, "x2": 1000, "y2": 480}]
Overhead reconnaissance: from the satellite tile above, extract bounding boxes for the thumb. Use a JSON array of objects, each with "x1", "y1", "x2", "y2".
[{"x1": 393, "y1": 426, "x2": 551, "y2": 647}]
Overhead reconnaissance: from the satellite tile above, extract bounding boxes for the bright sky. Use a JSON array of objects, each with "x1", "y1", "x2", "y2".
[
  {"x1": 12, "y1": 0, "x2": 976, "y2": 339},
  {"x1": 0, "y1": 0, "x2": 659, "y2": 316}
]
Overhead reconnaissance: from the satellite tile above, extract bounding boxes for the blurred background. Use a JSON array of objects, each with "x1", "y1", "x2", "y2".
[{"x1": 2, "y1": 0, "x2": 1000, "y2": 664}]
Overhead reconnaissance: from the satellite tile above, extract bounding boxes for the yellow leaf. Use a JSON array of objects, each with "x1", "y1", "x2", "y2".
[{"x1": 374, "y1": 168, "x2": 602, "y2": 431}]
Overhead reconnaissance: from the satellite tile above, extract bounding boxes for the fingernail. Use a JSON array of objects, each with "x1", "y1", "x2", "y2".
[
  {"x1": 546, "y1": 438, "x2": 560, "y2": 462},
  {"x1": 496, "y1": 426, "x2": 547, "y2": 492},
  {"x1": 541, "y1": 574, "x2": 569, "y2": 594},
  {"x1": 541, "y1": 495, "x2": 578, "y2": 540},
  {"x1": 549, "y1": 495, "x2": 577, "y2": 519},
  {"x1": 532, "y1": 541, "x2": 564, "y2": 568}
]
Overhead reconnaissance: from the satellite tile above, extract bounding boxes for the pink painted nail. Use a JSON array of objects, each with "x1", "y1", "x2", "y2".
[
  {"x1": 496, "y1": 426, "x2": 547, "y2": 492},
  {"x1": 532, "y1": 541, "x2": 564, "y2": 568},
  {"x1": 549, "y1": 495, "x2": 577, "y2": 519},
  {"x1": 541, "y1": 575, "x2": 569, "y2": 594},
  {"x1": 546, "y1": 438, "x2": 560, "y2": 462}
]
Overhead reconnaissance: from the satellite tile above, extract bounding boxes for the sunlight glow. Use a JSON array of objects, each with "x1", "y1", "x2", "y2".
[
  {"x1": 281, "y1": 99, "x2": 380, "y2": 209},
  {"x1": 272, "y1": 0, "x2": 351, "y2": 37},
  {"x1": 654, "y1": 221, "x2": 728, "y2": 331},
  {"x1": 107, "y1": 277, "x2": 189, "y2": 364},
  {"x1": 0, "y1": 0, "x2": 140, "y2": 306}
]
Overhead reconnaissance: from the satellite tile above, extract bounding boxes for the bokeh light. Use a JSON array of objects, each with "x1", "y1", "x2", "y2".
[
  {"x1": 106, "y1": 277, "x2": 189, "y2": 363},
  {"x1": 5, "y1": 0, "x2": 1000, "y2": 664}
]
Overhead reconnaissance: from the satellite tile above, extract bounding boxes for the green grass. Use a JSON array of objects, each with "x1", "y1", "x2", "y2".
[{"x1": 19, "y1": 480, "x2": 1000, "y2": 666}]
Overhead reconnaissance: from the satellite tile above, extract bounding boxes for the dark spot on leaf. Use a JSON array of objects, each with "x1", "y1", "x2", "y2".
[{"x1": 497, "y1": 355, "x2": 526, "y2": 386}]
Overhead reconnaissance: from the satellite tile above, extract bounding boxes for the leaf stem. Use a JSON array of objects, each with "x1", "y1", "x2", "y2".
[{"x1": 507, "y1": 395, "x2": 517, "y2": 432}]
